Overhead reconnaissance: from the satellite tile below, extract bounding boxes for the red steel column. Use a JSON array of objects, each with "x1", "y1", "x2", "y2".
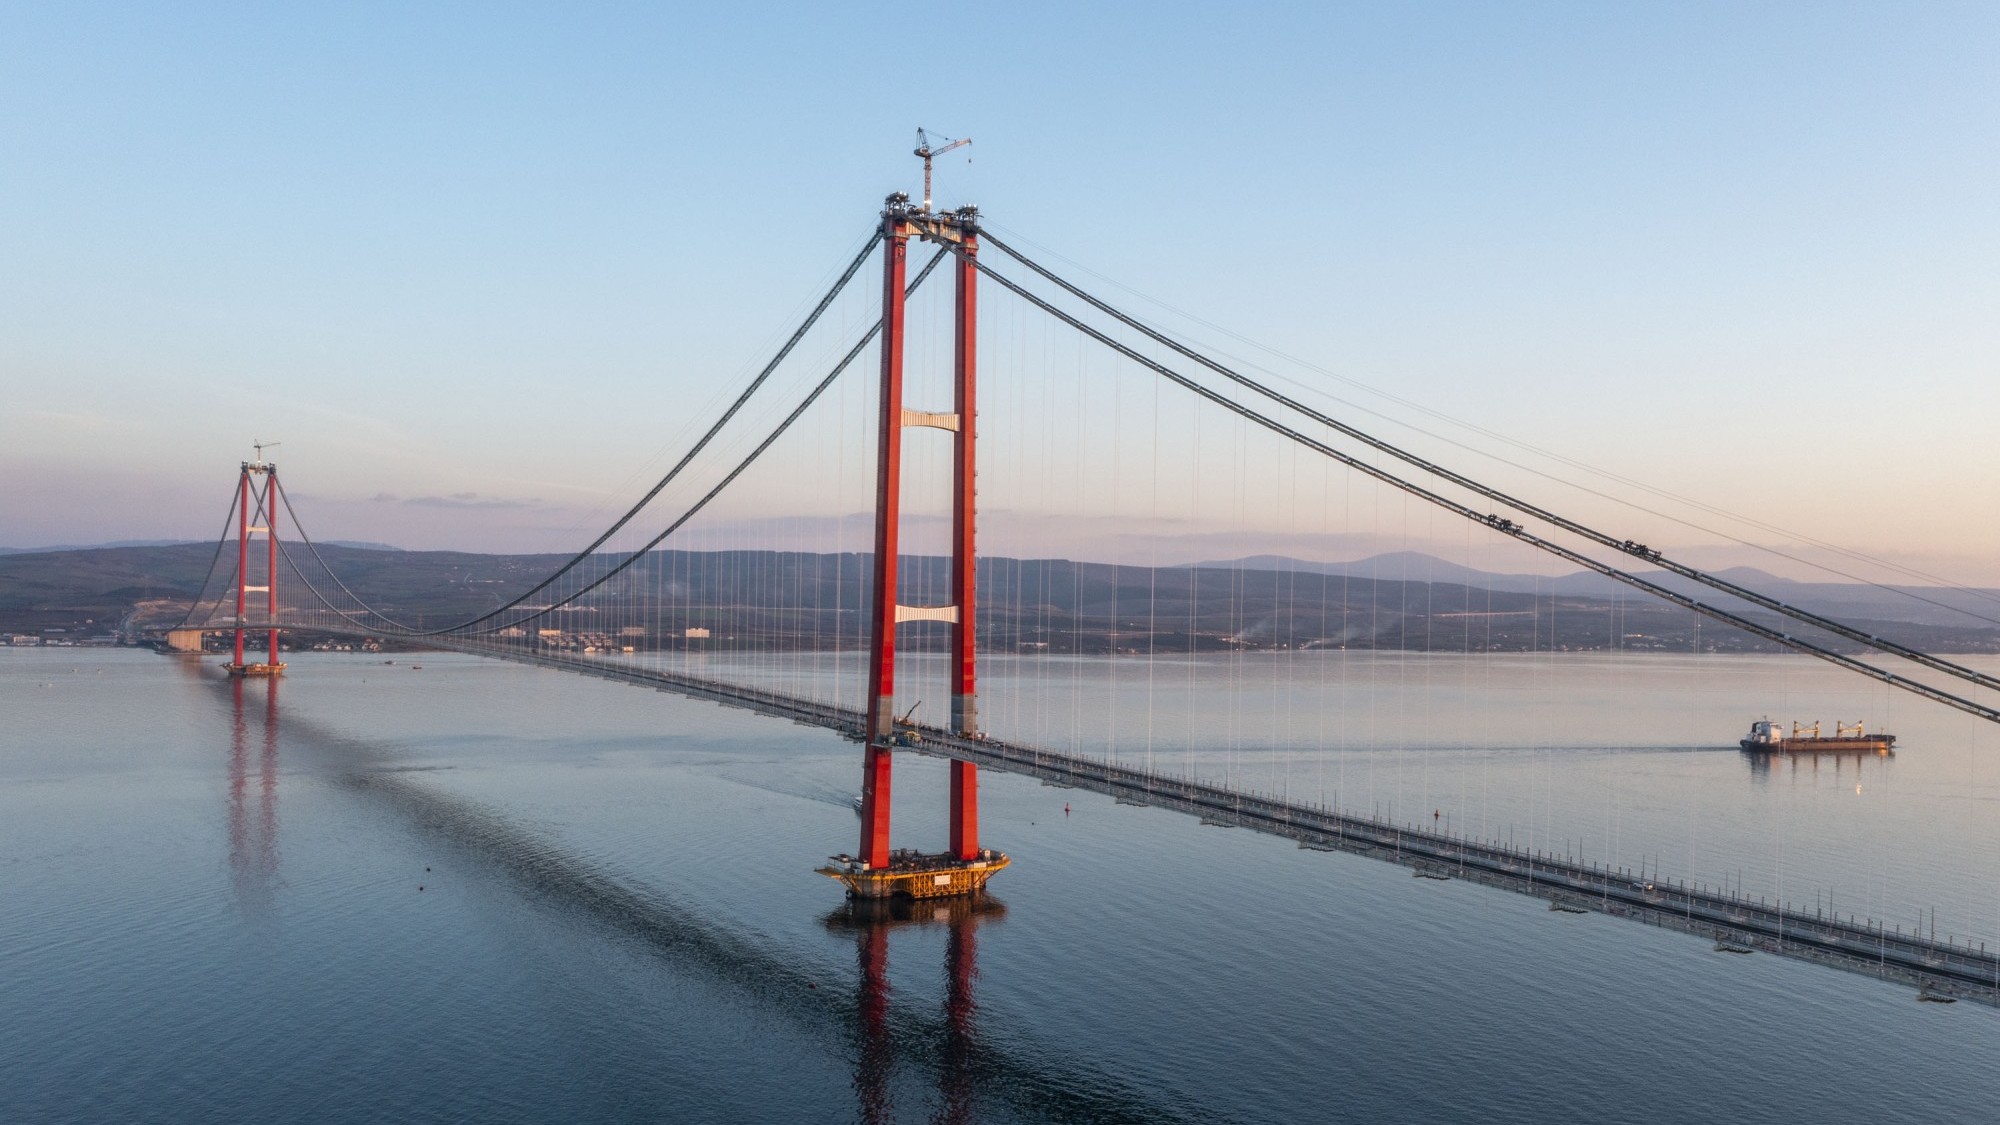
[
  {"x1": 948, "y1": 228, "x2": 980, "y2": 860},
  {"x1": 264, "y1": 471, "x2": 280, "y2": 665},
  {"x1": 859, "y1": 213, "x2": 910, "y2": 871},
  {"x1": 233, "y1": 466, "x2": 250, "y2": 667}
]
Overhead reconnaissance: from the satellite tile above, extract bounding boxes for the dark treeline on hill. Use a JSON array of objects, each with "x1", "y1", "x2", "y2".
[{"x1": 5, "y1": 543, "x2": 2000, "y2": 656}]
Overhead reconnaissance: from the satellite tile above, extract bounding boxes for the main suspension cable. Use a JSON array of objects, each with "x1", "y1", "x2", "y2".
[
  {"x1": 271, "y1": 533, "x2": 407, "y2": 634},
  {"x1": 173, "y1": 485, "x2": 251, "y2": 630},
  {"x1": 271, "y1": 474, "x2": 418, "y2": 632},
  {"x1": 978, "y1": 230, "x2": 2000, "y2": 698},
  {"x1": 969, "y1": 252, "x2": 2000, "y2": 727},
  {"x1": 444, "y1": 228, "x2": 885, "y2": 633},
  {"x1": 982, "y1": 220, "x2": 2000, "y2": 622},
  {"x1": 444, "y1": 245, "x2": 954, "y2": 638},
  {"x1": 261, "y1": 232, "x2": 897, "y2": 640}
]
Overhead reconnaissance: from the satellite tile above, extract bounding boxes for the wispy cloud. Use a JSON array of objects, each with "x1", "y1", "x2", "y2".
[
  {"x1": 368, "y1": 491, "x2": 541, "y2": 510},
  {"x1": 18, "y1": 409, "x2": 140, "y2": 432}
]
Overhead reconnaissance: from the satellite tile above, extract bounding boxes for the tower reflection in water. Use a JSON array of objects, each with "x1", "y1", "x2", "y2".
[
  {"x1": 824, "y1": 895, "x2": 1005, "y2": 1125},
  {"x1": 227, "y1": 676, "x2": 281, "y2": 906}
]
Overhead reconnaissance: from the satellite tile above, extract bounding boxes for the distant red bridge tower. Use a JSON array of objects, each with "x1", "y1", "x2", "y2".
[{"x1": 225, "y1": 445, "x2": 286, "y2": 678}]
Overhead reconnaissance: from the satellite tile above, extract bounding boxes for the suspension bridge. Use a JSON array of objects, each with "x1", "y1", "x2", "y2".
[{"x1": 167, "y1": 195, "x2": 2000, "y2": 1005}]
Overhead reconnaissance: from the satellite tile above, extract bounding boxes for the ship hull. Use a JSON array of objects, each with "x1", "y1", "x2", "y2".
[{"x1": 1740, "y1": 736, "x2": 1893, "y2": 753}]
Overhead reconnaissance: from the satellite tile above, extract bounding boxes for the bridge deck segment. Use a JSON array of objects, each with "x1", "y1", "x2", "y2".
[{"x1": 371, "y1": 636, "x2": 2000, "y2": 1007}]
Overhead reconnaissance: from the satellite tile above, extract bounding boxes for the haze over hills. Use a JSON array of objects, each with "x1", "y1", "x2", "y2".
[
  {"x1": 0, "y1": 540, "x2": 204, "y2": 554},
  {"x1": 0, "y1": 540, "x2": 403, "y2": 554},
  {"x1": 1195, "y1": 553, "x2": 2000, "y2": 630},
  {"x1": 6, "y1": 543, "x2": 2000, "y2": 656}
]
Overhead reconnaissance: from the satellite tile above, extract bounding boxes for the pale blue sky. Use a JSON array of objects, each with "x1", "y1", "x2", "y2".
[{"x1": 3, "y1": 3, "x2": 1995, "y2": 578}]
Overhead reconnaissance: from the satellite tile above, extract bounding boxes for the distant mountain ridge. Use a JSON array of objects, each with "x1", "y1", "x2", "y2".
[
  {"x1": 1189, "y1": 553, "x2": 2000, "y2": 629},
  {"x1": 7, "y1": 542, "x2": 1999, "y2": 652},
  {"x1": 0, "y1": 539, "x2": 403, "y2": 555},
  {"x1": 0, "y1": 539, "x2": 203, "y2": 554}
]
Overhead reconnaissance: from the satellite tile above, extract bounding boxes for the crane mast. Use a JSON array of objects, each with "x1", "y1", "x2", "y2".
[{"x1": 913, "y1": 127, "x2": 971, "y2": 212}]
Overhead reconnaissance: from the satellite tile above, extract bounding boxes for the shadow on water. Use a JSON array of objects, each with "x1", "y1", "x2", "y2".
[{"x1": 196, "y1": 666, "x2": 1205, "y2": 1125}]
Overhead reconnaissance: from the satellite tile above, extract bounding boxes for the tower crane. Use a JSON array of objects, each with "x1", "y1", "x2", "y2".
[{"x1": 913, "y1": 127, "x2": 971, "y2": 212}]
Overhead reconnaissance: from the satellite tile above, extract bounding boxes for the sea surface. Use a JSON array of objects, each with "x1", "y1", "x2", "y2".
[{"x1": 4, "y1": 647, "x2": 1998, "y2": 1123}]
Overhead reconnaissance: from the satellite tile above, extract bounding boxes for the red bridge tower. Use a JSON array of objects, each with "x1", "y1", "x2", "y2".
[
  {"x1": 819, "y1": 198, "x2": 1007, "y2": 899},
  {"x1": 225, "y1": 445, "x2": 286, "y2": 678}
]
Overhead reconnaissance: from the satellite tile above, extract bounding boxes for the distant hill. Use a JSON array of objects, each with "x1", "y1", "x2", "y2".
[
  {"x1": 1192, "y1": 553, "x2": 2000, "y2": 630},
  {"x1": 7, "y1": 543, "x2": 2000, "y2": 655},
  {"x1": 0, "y1": 538, "x2": 402, "y2": 555},
  {"x1": 1186, "y1": 551, "x2": 1587, "y2": 591},
  {"x1": 0, "y1": 539, "x2": 203, "y2": 555}
]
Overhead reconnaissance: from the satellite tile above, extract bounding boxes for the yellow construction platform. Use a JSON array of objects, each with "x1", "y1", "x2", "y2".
[{"x1": 817, "y1": 851, "x2": 1009, "y2": 900}]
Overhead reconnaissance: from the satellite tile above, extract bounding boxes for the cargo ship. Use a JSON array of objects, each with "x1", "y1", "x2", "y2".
[{"x1": 1740, "y1": 718, "x2": 1894, "y2": 753}]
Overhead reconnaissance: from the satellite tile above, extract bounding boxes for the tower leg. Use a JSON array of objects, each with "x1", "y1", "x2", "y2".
[
  {"x1": 265, "y1": 473, "x2": 280, "y2": 666},
  {"x1": 233, "y1": 468, "x2": 249, "y2": 667},
  {"x1": 948, "y1": 230, "x2": 981, "y2": 859},
  {"x1": 949, "y1": 760, "x2": 979, "y2": 860},
  {"x1": 859, "y1": 215, "x2": 910, "y2": 872}
]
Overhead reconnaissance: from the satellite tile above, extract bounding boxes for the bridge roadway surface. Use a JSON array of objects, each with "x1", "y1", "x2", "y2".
[{"x1": 352, "y1": 634, "x2": 2000, "y2": 1007}]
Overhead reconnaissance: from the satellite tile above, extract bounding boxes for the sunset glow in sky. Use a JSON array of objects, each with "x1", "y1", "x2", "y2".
[{"x1": 3, "y1": 3, "x2": 1995, "y2": 582}]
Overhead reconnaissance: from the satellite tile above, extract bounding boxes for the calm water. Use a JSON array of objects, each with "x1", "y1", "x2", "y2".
[{"x1": 4, "y1": 648, "x2": 1997, "y2": 1123}]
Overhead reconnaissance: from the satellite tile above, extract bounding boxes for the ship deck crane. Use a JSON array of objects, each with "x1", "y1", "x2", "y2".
[{"x1": 913, "y1": 127, "x2": 970, "y2": 212}]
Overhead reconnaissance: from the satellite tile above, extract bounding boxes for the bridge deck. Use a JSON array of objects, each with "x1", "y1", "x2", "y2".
[{"x1": 355, "y1": 636, "x2": 2000, "y2": 1007}]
